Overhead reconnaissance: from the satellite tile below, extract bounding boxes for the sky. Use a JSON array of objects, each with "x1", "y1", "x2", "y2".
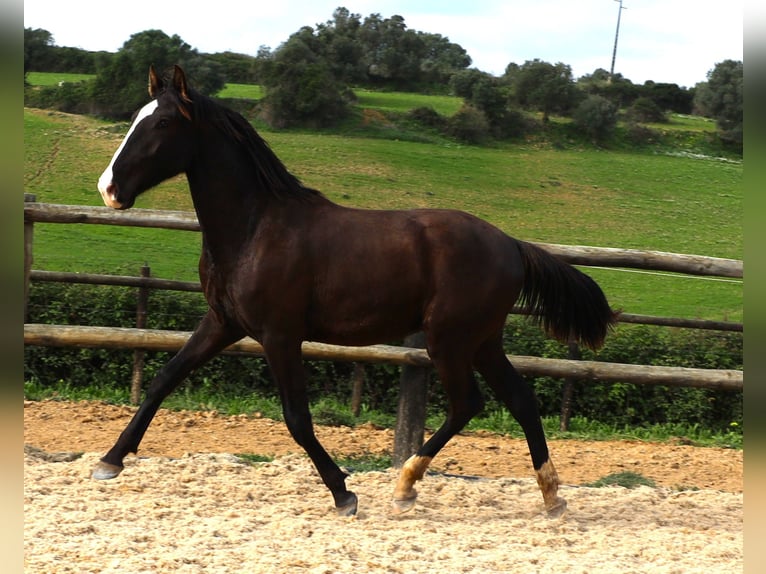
[{"x1": 24, "y1": 0, "x2": 743, "y2": 88}]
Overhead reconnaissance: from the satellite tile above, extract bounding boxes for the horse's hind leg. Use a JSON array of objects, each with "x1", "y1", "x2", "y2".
[
  {"x1": 92, "y1": 310, "x2": 243, "y2": 480},
  {"x1": 392, "y1": 345, "x2": 484, "y2": 514},
  {"x1": 474, "y1": 337, "x2": 567, "y2": 517}
]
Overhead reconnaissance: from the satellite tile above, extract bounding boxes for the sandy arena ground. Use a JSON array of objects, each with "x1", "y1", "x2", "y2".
[{"x1": 24, "y1": 400, "x2": 742, "y2": 573}]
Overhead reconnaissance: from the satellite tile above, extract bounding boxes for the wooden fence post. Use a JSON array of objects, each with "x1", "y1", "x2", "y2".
[
  {"x1": 130, "y1": 264, "x2": 150, "y2": 404},
  {"x1": 24, "y1": 194, "x2": 36, "y2": 322},
  {"x1": 350, "y1": 363, "x2": 365, "y2": 417},
  {"x1": 559, "y1": 340, "x2": 582, "y2": 431},
  {"x1": 393, "y1": 332, "x2": 429, "y2": 468}
]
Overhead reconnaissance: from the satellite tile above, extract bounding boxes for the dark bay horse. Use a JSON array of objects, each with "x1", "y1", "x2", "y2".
[{"x1": 94, "y1": 65, "x2": 617, "y2": 517}]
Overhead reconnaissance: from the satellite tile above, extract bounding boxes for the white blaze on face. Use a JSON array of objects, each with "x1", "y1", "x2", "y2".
[{"x1": 97, "y1": 100, "x2": 159, "y2": 208}]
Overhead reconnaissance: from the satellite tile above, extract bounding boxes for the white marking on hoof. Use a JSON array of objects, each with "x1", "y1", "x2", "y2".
[
  {"x1": 545, "y1": 496, "x2": 568, "y2": 518},
  {"x1": 536, "y1": 459, "x2": 567, "y2": 516},
  {"x1": 92, "y1": 461, "x2": 124, "y2": 480},
  {"x1": 391, "y1": 490, "x2": 418, "y2": 515}
]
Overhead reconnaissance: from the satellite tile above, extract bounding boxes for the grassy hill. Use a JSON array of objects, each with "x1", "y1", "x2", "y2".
[{"x1": 23, "y1": 84, "x2": 742, "y2": 322}]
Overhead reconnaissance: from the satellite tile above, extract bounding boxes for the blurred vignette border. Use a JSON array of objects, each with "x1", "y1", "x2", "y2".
[
  {"x1": 3, "y1": 2, "x2": 24, "y2": 573},
  {"x1": 744, "y1": 2, "x2": 766, "y2": 570}
]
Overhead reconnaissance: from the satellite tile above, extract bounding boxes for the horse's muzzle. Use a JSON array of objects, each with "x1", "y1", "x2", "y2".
[{"x1": 97, "y1": 180, "x2": 132, "y2": 210}]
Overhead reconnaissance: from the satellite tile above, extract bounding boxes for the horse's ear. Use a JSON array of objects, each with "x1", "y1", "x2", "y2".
[
  {"x1": 172, "y1": 65, "x2": 192, "y2": 103},
  {"x1": 148, "y1": 65, "x2": 163, "y2": 98}
]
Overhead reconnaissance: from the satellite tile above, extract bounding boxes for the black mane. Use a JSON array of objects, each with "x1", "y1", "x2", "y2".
[{"x1": 163, "y1": 83, "x2": 324, "y2": 201}]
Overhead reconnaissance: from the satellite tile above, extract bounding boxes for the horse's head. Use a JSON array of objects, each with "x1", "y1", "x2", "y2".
[{"x1": 97, "y1": 65, "x2": 196, "y2": 209}]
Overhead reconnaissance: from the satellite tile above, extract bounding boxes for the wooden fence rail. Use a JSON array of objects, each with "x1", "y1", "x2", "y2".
[
  {"x1": 24, "y1": 201, "x2": 744, "y2": 277},
  {"x1": 24, "y1": 324, "x2": 743, "y2": 392}
]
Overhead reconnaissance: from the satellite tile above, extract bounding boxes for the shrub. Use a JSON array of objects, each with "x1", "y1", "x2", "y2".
[
  {"x1": 573, "y1": 94, "x2": 618, "y2": 143},
  {"x1": 627, "y1": 96, "x2": 668, "y2": 124},
  {"x1": 407, "y1": 106, "x2": 447, "y2": 130},
  {"x1": 24, "y1": 81, "x2": 94, "y2": 115},
  {"x1": 447, "y1": 104, "x2": 490, "y2": 144},
  {"x1": 25, "y1": 283, "x2": 742, "y2": 433}
]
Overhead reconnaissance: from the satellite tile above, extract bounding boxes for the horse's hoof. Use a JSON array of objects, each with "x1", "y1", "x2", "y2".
[
  {"x1": 545, "y1": 497, "x2": 567, "y2": 518},
  {"x1": 335, "y1": 492, "x2": 358, "y2": 517},
  {"x1": 391, "y1": 490, "x2": 417, "y2": 515},
  {"x1": 92, "y1": 461, "x2": 124, "y2": 480}
]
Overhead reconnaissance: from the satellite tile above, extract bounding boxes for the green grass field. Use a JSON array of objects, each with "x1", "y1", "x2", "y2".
[
  {"x1": 206, "y1": 83, "x2": 464, "y2": 116},
  {"x1": 23, "y1": 91, "x2": 742, "y2": 322},
  {"x1": 26, "y1": 72, "x2": 96, "y2": 85},
  {"x1": 216, "y1": 83, "x2": 264, "y2": 100}
]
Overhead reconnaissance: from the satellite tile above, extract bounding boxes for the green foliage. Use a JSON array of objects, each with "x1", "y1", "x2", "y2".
[
  {"x1": 573, "y1": 94, "x2": 618, "y2": 143},
  {"x1": 626, "y1": 96, "x2": 667, "y2": 124},
  {"x1": 447, "y1": 104, "x2": 490, "y2": 144},
  {"x1": 26, "y1": 15, "x2": 741, "y2": 146},
  {"x1": 335, "y1": 454, "x2": 393, "y2": 473},
  {"x1": 585, "y1": 471, "x2": 656, "y2": 489},
  {"x1": 90, "y1": 30, "x2": 225, "y2": 119},
  {"x1": 235, "y1": 453, "x2": 275, "y2": 465},
  {"x1": 259, "y1": 35, "x2": 351, "y2": 128},
  {"x1": 515, "y1": 59, "x2": 579, "y2": 122},
  {"x1": 693, "y1": 60, "x2": 743, "y2": 149},
  {"x1": 25, "y1": 283, "x2": 742, "y2": 436},
  {"x1": 25, "y1": 28, "x2": 99, "y2": 75},
  {"x1": 24, "y1": 80, "x2": 94, "y2": 115},
  {"x1": 489, "y1": 319, "x2": 742, "y2": 434}
]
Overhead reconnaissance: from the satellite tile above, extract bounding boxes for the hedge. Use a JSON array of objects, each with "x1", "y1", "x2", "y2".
[{"x1": 24, "y1": 282, "x2": 742, "y2": 432}]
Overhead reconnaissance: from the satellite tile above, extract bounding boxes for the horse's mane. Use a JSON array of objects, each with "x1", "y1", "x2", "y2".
[{"x1": 163, "y1": 83, "x2": 324, "y2": 202}]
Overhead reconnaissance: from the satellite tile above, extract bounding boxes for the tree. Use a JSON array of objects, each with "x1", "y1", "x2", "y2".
[
  {"x1": 359, "y1": 14, "x2": 424, "y2": 89},
  {"x1": 515, "y1": 59, "x2": 578, "y2": 122},
  {"x1": 642, "y1": 81, "x2": 693, "y2": 114},
  {"x1": 207, "y1": 51, "x2": 258, "y2": 84},
  {"x1": 314, "y1": 7, "x2": 367, "y2": 85},
  {"x1": 417, "y1": 32, "x2": 471, "y2": 88},
  {"x1": 24, "y1": 28, "x2": 55, "y2": 76},
  {"x1": 91, "y1": 30, "x2": 225, "y2": 118},
  {"x1": 694, "y1": 60, "x2": 742, "y2": 147},
  {"x1": 577, "y1": 68, "x2": 639, "y2": 108},
  {"x1": 259, "y1": 31, "x2": 350, "y2": 128}
]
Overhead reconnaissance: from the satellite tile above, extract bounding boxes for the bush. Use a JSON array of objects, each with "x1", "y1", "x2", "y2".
[
  {"x1": 407, "y1": 106, "x2": 447, "y2": 130},
  {"x1": 626, "y1": 96, "x2": 668, "y2": 124},
  {"x1": 25, "y1": 283, "x2": 742, "y2": 433},
  {"x1": 573, "y1": 94, "x2": 618, "y2": 143},
  {"x1": 447, "y1": 104, "x2": 490, "y2": 144},
  {"x1": 24, "y1": 81, "x2": 95, "y2": 115}
]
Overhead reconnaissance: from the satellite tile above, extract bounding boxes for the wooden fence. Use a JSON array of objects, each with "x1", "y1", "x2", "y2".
[{"x1": 24, "y1": 199, "x2": 744, "y2": 462}]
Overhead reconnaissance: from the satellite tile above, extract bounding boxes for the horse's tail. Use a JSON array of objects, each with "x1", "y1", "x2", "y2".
[{"x1": 516, "y1": 240, "x2": 619, "y2": 350}]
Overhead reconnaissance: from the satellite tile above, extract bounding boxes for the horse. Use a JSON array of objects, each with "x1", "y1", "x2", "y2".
[{"x1": 94, "y1": 65, "x2": 617, "y2": 517}]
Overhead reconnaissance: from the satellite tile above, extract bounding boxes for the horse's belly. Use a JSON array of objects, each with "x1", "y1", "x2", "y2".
[{"x1": 307, "y1": 295, "x2": 423, "y2": 346}]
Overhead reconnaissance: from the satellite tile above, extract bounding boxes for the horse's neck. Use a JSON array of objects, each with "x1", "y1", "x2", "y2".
[{"x1": 186, "y1": 160, "x2": 262, "y2": 265}]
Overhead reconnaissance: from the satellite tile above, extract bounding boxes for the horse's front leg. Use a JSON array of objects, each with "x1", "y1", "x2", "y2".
[
  {"x1": 263, "y1": 335, "x2": 358, "y2": 516},
  {"x1": 92, "y1": 310, "x2": 243, "y2": 480}
]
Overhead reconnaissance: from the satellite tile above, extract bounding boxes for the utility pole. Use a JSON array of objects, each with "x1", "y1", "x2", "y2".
[{"x1": 609, "y1": 0, "x2": 627, "y2": 82}]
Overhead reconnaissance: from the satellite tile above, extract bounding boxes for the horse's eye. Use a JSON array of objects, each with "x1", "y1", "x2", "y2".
[{"x1": 156, "y1": 119, "x2": 169, "y2": 129}]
